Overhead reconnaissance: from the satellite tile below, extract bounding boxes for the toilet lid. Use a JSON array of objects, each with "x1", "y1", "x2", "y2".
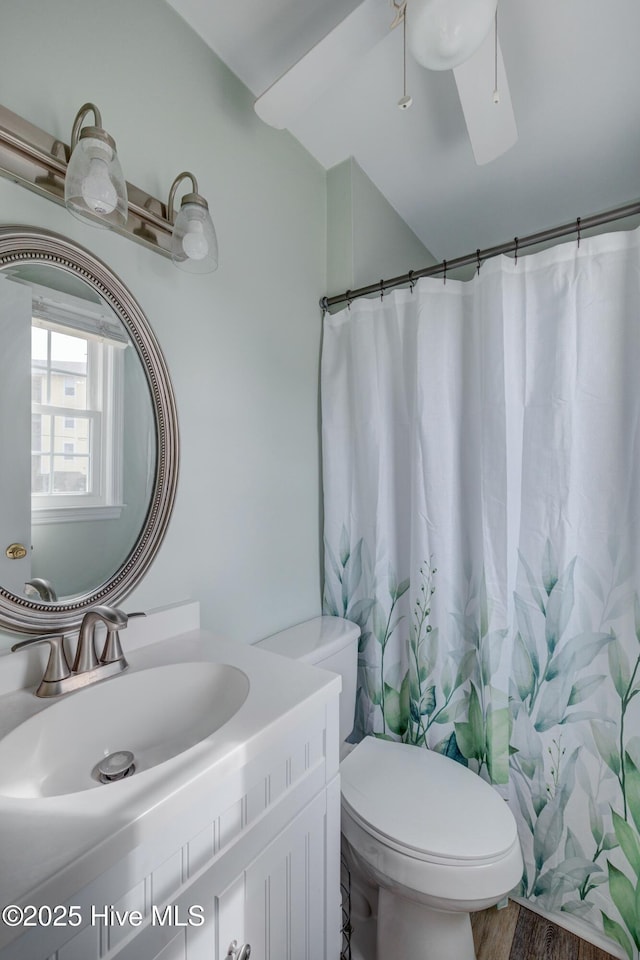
[{"x1": 340, "y1": 737, "x2": 518, "y2": 863}]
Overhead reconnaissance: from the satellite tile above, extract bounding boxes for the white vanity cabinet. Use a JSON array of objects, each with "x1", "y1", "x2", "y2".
[
  {"x1": 103, "y1": 782, "x2": 339, "y2": 960},
  {"x1": 0, "y1": 625, "x2": 342, "y2": 960}
]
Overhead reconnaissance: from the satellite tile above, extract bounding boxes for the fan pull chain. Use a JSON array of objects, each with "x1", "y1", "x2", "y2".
[
  {"x1": 493, "y1": 8, "x2": 500, "y2": 104},
  {"x1": 397, "y1": 3, "x2": 412, "y2": 110}
]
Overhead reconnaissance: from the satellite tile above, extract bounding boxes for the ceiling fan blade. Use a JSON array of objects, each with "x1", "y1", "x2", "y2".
[
  {"x1": 453, "y1": 31, "x2": 517, "y2": 165},
  {"x1": 254, "y1": 0, "x2": 392, "y2": 130}
]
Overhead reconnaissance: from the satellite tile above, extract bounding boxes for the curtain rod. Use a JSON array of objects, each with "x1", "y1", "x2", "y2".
[{"x1": 320, "y1": 199, "x2": 640, "y2": 311}]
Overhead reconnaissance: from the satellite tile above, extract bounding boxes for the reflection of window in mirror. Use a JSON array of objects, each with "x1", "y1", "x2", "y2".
[{"x1": 27, "y1": 284, "x2": 129, "y2": 524}]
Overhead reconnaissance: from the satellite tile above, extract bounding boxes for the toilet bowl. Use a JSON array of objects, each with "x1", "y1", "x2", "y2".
[
  {"x1": 340, "y1": 736, "x2": 523, "y2": 959},
  {"x1": 255, "y1": 616, "x2": 523, "y2": 960}
]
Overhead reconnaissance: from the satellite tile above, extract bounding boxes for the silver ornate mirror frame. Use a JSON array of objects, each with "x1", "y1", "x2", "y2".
[{"x1": 0, "y1": 225, "x2": 179, "y2": 634}]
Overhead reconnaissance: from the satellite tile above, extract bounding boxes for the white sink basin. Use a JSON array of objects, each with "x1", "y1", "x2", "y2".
[{"x1": 0, "y1": 662, "x2": 250, "y2": 798}]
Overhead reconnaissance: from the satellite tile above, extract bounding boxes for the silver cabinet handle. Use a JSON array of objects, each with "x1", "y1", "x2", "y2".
[{"x1": 226, "y1": 941, "x2": 251, "y2": 960}]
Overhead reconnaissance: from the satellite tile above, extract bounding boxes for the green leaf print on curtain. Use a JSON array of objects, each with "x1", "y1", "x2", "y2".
[
  {"x1": 599, "y1": 597, "x2": 640, "y2": 960},
  {"x1": 511, "y1": 539, "x2": 640, "y2": 958},
  {"x1": 327, "y1": 528, "x2": 640, "y2": 956},
  {"x1": 405, "y1": 560, "x2": 510, "y2": 784},
  {"x1": 323, "y1": 528, "x2": 510, "y2": 784}
]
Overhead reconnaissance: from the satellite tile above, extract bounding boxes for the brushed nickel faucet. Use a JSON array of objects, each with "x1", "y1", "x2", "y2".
[
  {"x1": 73, "y1": 605, "x2": 129, "y2": 673},
  {"x1": 11, "y1": 606, "x2": 145, "y2": 698}
]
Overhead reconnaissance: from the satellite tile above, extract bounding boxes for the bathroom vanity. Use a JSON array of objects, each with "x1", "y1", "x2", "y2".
[
  {"x1": 0, "y1": 229, "x2": 341, "y2": 958},
  {"x1": 0, "y1": 603, "x2": 342, "y2": 960}
]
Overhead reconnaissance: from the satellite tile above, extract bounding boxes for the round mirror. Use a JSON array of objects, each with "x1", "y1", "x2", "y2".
[{"x1": 0, "y1": 226, "x2": 178, "y2": 633}]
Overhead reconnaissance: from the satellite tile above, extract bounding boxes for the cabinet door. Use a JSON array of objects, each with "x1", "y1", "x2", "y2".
[
  {"x1": 187, "y1": 789, "x2": 333, "y2": 960},
  {"x1": 242, "y1": 790, "x2": 329, "y2": 960}
]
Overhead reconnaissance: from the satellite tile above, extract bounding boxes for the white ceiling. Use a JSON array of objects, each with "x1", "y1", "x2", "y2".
[{"x1": 165, "y1": 0, "x2": 640, "y2": 262}]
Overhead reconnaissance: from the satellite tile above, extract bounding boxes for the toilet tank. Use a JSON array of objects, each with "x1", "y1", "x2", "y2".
[{"x1": 254, "y1": 616, "x2": 360, "y2": 743}]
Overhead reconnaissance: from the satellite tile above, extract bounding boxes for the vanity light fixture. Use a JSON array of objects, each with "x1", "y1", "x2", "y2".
[
  {"x1": 0, "y1": 102, "x2": 219, "y2": 271},
  {"x1": 64, "y1": 103, "x2": 128, "y2": 228},
  {"x1": 167, "y1": 172, "x2": 218, "y2": 274}
]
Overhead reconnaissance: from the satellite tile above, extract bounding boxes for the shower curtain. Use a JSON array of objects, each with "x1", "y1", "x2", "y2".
[{"x1": 322, "y1": 226, "x2": 640, "y2": 958}]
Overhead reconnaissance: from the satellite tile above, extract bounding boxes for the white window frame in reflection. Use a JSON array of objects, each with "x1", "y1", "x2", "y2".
[{"x1": 29, "y1": 285, "x2": 128, "y2": 525}]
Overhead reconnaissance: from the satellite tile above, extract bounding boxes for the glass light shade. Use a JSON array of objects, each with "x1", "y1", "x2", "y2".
[
  {"x1": 408, "y1": 0, "x2": 498, "y2": 71},
  {"x1": 65, "y1": 133, "x2": 128, "y2": 228},
  {"x1": 171, "y1": 200, "x2": 218, "y2": 275}
]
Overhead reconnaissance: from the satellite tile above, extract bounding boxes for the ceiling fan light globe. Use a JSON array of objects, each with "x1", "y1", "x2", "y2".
[{"x1": 407, "y1": 0, "x2": 498, "y2": 71}]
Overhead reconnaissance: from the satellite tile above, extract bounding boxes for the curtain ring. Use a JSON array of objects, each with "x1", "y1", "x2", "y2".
[
  {"x1": 408, "y1": 269, "x2": 416, "y2": 293},
  {"x1": 346, "y1": 290, "x2": 352, "y2": 310},
  {"x1": 514, "y1": 237, "x2": 519, "y2": 266},
  {"x1": 380, "y1": 279, "x2": 384, "y2": 301},
  {"x1": 576, "y1": 217, "x2": 581, "y2": 248},
  {"x1": 319, "y1": 296, "x2": 329, "y2": 317},
  {"x1": 443, "y1": 259, "x2": 447, "y2": 285},
  {"x1": 476, "y1": 249, "x2": 482, "y2": 275}
]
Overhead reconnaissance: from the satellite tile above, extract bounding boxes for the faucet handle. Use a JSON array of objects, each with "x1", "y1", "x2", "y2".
[
  {"x1": 100, "y1": 626, "x2": 127, "y2": 666},
  {"x1": 11, "y1": 634, "x2": 71, "y2": 697},
  {"x1": 98, "y1": 608, "x2": 145, "y2": 666}
]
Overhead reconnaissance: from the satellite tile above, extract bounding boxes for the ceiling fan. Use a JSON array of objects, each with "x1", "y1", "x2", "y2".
[{"x1": 254, "y1": 0, "x2": 517, "y2": 166}]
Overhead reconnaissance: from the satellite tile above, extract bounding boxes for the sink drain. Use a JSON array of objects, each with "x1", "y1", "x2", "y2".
[{"x1": 92, "y1": 750, "x2": 136, "y2": 784}]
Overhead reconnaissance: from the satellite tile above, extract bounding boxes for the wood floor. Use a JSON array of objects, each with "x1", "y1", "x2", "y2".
[{"x1": 471, "y1": 902, "x2": 618, "y2": 960}]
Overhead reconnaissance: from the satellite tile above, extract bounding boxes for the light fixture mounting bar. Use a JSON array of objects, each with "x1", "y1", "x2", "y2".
[{"x1": 0, "y1": 104, "x2": 174, "y2": 258}]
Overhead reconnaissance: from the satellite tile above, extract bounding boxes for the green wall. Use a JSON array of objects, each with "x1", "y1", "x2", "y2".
[{"x1": 326, "y1": 157, "x2": 436, "y2": 299}]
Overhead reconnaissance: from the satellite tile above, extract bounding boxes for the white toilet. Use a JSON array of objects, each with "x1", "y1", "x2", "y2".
[{"x1": 255, "y1": 616, "x2": 523, "y2": 960}]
